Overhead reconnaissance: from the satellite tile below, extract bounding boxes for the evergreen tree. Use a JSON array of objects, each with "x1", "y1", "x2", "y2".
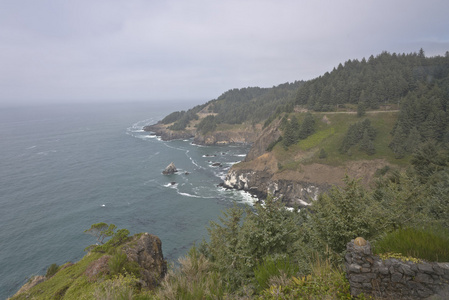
[
  {"x1": 319, "y1": 148, "x2": 327, "y2": 159},
  {"x1": 357, "y1": 101, "x2": 366, "y2": 117},
  {"x1": 298, "y1": 113, "x2": 315, "y2": 139},
  {"x1": 282, "y1": 115, "x2": 300, "y2": 148},
  {"x1": 406, "y1": 127, "x2": 421, "y2": 153},
  {"x1": 359, "y1": 129, "x2": 376, "y2": 155},
  {"x1": 390, "y1": 124, "x2": 408, "y2": 158}
]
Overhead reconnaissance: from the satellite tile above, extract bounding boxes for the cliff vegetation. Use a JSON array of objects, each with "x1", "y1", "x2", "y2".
[{"x1": 147, "y1": 49, "x2": 449, "y2": 205}]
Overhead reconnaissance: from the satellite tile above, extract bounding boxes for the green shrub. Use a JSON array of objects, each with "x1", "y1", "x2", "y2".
[
  {"x1": 154, "y1": 246, "x2": 228, "y2": 299},
  {"x1": 94, "y1": 273, "x2": 140, "y2": 300},
  {"x1": 259, "y1": 255, "x2": 352, "y2": 300},
  {"x1": 373, "y1": 226, "x2": 449, "y2": 262},
  {"x1": 46, "y1": 263, "x2": 59, "y2": 278},
  {"x1": 254, "y1": 256, "x2": 299, "y2": 292},
  {"x1": 318, "y1": 148, "x2": 327, "y2": 159},
  {"x1": 109, "y1": 251, "x2": 128, "y2": 275},
  {"x1": 108, "y1": 250, "x2": 141, "y2": 277}
]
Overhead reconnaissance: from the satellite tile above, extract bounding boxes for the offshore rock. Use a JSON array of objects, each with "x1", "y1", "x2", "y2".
[{"x1": 162, "y1": 162, "x2": 177, "y2": 175}]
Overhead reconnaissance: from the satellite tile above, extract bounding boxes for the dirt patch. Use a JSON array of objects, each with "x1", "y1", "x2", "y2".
[
  {"x1": 272, "y1": 159, "x2": 389, "y2": 187},
  {"x1": 321, "y1": 115, "x2": 331, "y2": 124},
  {"x1": 233, "y1": 152, "x2": 279, "y2": 173}
]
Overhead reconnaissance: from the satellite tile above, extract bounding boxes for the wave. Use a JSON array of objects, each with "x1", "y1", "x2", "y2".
[
  {"x1": 177, "y1": 192, "x2": 202, "y2": 198},
  {"x1": 217, "y1": 187, "x2": 256, "y2": 206},
  {"x1": 37, "y1": 150, "x2": 57, "y2": 155},
  {"x1": 26, "y1": 145, "x2": 37, "y2": 150},
  {"x1": 225, "y1": 161, "x2": 240, "y2": 165},
  {"x1": 164, "y1": 182, "x2": 178, "y2": 188},
  {"x1": 235, "y1": 154, "x2": 246, "y2": 157}
]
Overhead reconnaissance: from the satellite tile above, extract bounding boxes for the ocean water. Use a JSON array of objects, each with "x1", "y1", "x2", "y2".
[{"x1": 0, "y1": 101, "x2": 253, "y2": 299}]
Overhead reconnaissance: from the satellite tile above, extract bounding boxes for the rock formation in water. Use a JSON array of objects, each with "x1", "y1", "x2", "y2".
[{"x1": 162, "y1": 162, "x2": 177, "y2": 175}]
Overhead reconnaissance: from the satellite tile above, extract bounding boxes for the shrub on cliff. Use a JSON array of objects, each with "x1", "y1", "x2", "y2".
[
  {"x1": 45, "y1": 263, "x2": 59, "y2": 278},
  {"x1": 202, "y1": 197, "x2": 306, "y2": 291},
  {"x1": 154, "y1": 246, "x2": 228, "y2": 299},
  {"x1": 304, "y1": 176, "x2": 379, "y2": 258}
]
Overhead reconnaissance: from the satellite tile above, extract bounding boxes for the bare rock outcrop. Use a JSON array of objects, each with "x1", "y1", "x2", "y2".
[
  {"x1": 162, "y1": 162, "x2": 177, "y2": 175},
  {"x1": 124, "y1": 233, "x2": 167, "y2": 289}
]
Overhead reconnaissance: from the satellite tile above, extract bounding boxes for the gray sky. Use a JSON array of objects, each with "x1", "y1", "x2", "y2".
[{"x1": 1, "y1": 0, "x2": 448, "y2": 105}]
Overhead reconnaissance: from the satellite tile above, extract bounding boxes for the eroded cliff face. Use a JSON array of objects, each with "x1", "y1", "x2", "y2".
[
  {"x1": 244, "y1": 119, "x2": 282, "y2": 162},
  {"x1": 224, "y1": 168, "x2": 327, "y2": 207},
  {"x1": 223, "y1": 152, "x2": 389, "y2": 207}
]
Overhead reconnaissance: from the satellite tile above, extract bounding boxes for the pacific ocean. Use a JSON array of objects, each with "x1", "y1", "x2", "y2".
[{"x1": 0, "y1": 101, "x2": 254, "y2": 299}]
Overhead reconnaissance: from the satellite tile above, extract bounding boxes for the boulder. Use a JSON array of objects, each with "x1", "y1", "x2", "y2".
[
  {"x1": 162, "y1": 162, "x2": 177, "y2": 175},
  {"x1": 124, "y1": 233, "x2": 167, "y2": 289}
]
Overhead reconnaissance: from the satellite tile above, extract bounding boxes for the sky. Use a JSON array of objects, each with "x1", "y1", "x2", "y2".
[{"x1": 1, "y1": 0, "x2": 449, "y2": 106}]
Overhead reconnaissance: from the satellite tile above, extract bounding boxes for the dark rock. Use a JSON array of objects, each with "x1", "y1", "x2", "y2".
[
  {"x1": 85, "y1": 255, "x2": 111, "y2": 280},
  {"x1": 170, "y1": 182, "x2": 176, "y2": 185},
  {"x1": 162, "y1": 162, "x2": 177, "y2": 175},
  {"x1": 211, "y1": 162, "x2": 222, "y2": 167},
  {"x1": 124, "y1": 233, "x2": 167, "y2": 289}
]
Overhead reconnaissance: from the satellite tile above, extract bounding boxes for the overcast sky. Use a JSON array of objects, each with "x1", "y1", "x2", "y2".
[{"x1": 1, "y1": 0, "x2": 448, "y2": 106}]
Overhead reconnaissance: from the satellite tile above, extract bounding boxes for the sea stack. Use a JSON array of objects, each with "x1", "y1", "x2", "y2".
[{"x1": 162, "y1": 162, "x2": 178, "y2": 175}]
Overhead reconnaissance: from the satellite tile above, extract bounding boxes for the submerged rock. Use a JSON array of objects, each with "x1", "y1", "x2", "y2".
[{"x1": 162, "y1": 162, "x2": 177, "y2": 175}]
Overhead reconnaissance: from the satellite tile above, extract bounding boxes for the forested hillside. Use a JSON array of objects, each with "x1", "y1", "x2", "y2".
[
  {"x1": 158, "y1": 50, "x2": 449, "y2": 159},
  {"x1": 160, "y1": 81, "x2": 302, "y2": 132}
]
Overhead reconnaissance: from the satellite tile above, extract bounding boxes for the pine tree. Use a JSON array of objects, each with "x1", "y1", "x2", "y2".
[
  {"x1": 390, "y1": 124, "x2": 408, "y2": 158},
  {"x1": 298, "y1": 113, "x2": 315, "y2": 139},
  {"x1": 359, "y1": 129, "x2": 376, "y2": 155}
]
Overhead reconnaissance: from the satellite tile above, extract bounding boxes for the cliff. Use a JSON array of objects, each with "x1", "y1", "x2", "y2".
[
  {"x1": 222, "y1": 111, "x2": 395, "y2": 206},
  {"x1": 224, "y1": 152, "x2": 389, "y2": 207},
  {"x1": 144, "y1": 120, "x2": 260, "y2": 145},
  {"x1": 10, "y1": 233, "x2": 166, "y2": 300}
]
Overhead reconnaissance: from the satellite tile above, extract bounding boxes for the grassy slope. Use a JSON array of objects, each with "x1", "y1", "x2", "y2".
[
  {"x1": 265, "y1": 110, "x2": 406, "y2": 172},
  {"x1": 11, "y1": 252, "x2": 103, "y2": 300}
]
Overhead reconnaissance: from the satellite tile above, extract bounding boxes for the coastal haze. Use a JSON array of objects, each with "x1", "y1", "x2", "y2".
[{"x1": 1, "y1": 0, "x2": 448, "y2": 106}]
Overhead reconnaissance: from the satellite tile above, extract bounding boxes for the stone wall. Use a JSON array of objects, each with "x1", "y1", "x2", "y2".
[{"x1": 345, "y1": 237, "x2": 449, "y2": 299}]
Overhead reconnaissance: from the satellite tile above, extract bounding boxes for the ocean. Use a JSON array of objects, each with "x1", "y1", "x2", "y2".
[{"x1": 0, "y1": 101, "x2": 254, "y2": 299}]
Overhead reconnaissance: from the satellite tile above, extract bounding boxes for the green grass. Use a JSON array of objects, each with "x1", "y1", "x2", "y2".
[
  {"x1": 298, "y1": 127, "x2": 335, "y2": 150},
  {"x1": 373, "y1": 226, "x2": 449, "y2": 262},
  {"x1": 271, "y1": 111, "x2": 406, "y2": 168},
  {"x1": 11, "y1": 252, "x2": 103, "y2": 300}
]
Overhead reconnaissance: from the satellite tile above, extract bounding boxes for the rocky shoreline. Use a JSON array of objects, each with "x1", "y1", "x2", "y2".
[
  {"x1": 143, "y1": 122, "x2": 260, "y2": 146},
  {"x1": 144, "y1": 121, "x2": 389, "y2": 207}
]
